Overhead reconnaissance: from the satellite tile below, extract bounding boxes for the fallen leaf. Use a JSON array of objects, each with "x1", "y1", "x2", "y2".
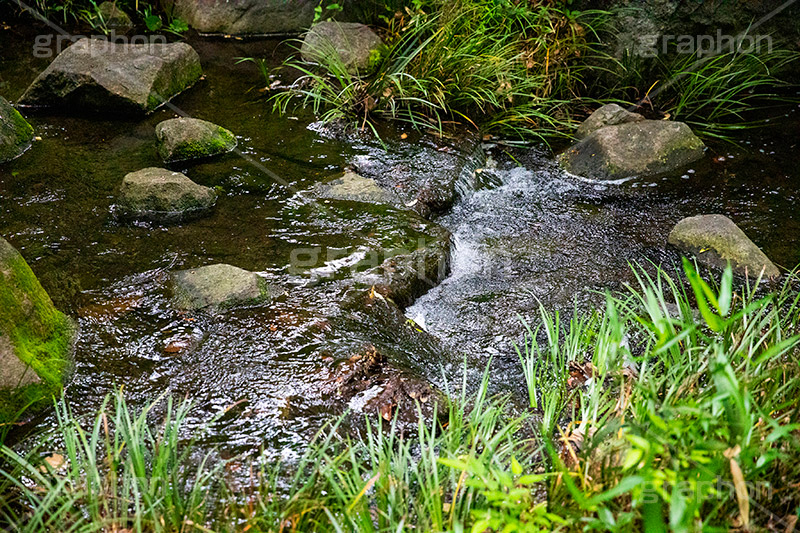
[{"x1": 41, "y1": 453, "x2": 65, "y2": 472}]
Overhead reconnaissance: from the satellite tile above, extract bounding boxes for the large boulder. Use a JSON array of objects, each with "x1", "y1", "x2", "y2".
[
  {"x1": 171, "y1": 264, "x2": 277, "y2": 311},
  {"x1": 0, "y1": 96, "x2": 34, "y2": 163},
  {"x1": 559, "y1": 120, "x2": 705, "y2": 180},
  {"x1": 171, "y1": 0, "x2": 318, "y2": 35},
  {"x1": 0, "y1": 237, "x2": 74, "y2": 422},
  {"x1": 668, "y1": 214, "x2": 780, "y2": 279},
  {"x1": 575, "y1": 103, "x2": 644, "y2": 139},
  {"x1": 155, "y1": 117, "x2": 237, "y2": 163},
  {"x1": 116, "y1": 167, "x2": 217, "y2": 223},
  {"x1": 19, "y1": 39, "x2": 202, "y2": 114},
  {"x1": 301, "y1": 22, "x2": 384, "y2": 74}
]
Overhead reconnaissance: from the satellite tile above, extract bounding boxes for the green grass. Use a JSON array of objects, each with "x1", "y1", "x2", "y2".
[
  {"x1": 257, "y1": 0, "x2": 799, "y2": 142},
  {"x1": 3, "y1": 260, "x2": 800, "y2": 531},
  {"x1": 265, "y1": 0, "x2": 614, "y2": 142},
  {"x1": 617, "y1": 35, "x2": 800, "y2": 139}
]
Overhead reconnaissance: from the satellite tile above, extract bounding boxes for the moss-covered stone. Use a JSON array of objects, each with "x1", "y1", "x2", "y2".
[
  {"x1": 155, "y1": 118, "x2": 237, "y2": 163},
  {"x1": 559, "y1": 120, "x2": 705, "y2": 180},
  {"x1": 19, "y1": 40, "x2": 202, "y2": 115},
  {"x1": 0, "y1": 96, "x2": 34, "y2": 163},
  {"x1": 0, "y1": 237, "x2": 74, "y2": 423}
]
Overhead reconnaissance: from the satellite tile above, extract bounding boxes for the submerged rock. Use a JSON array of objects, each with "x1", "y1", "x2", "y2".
[
  {"x1": 559, "y1": 120, "x2": 705, "y2": 180},
  {"x1": 171, "y1": 264, "x2": 277, "y2": 311},
  {"x1": 575, "y1": 103, "x2": 644, "y2": 139},
  {"x1": 117, "y1": 167, "x2": 217, "y2": 223},
  {"x1": 0, "y1": 237, "x2": 74, "y2": 422},
  {"x1": 301, "y1": 22, "x2": 384, "y2": 74},
  {"x1": 19, "y1": 40, "x2": 202, "y2": 114},
  {"x1": 352, "y1": 132, "x2": 484, "y2": 217},
  {"x1": 94, "y1": 2, "x2": 133, "y2": 32},
  {"x1": 668, "y1": 214, "x2": 780, "y2": 279},
  {"x1": 353, "y1": 221, "x2": 451, "y2": 309},
  {"x1": 314, "y1": 171, "x2": 403, "y2": 206},
  {"x1": 155, "y1": 117, "x2": 237, "y2": 163},
  {"x1": 0, "y1": 96, "x2": 34, "y2": 163},
  {"x1": 171, "y1": 0, "x2": 318, "y2": 35}
]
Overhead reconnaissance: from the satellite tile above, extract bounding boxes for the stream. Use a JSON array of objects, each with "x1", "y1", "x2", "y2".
[{"x1": 1, "y1": 24, "x2": 799, "y2": 461}]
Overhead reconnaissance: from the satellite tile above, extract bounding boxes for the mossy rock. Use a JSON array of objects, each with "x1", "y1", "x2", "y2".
[
  {"x1": 0, "y1": 237, "x2": 74, "y2": 423},
  {"x1": 559, "y1": 120, "x2": 705, "y2": 180},
  {"x1": 301, "y1": 22, "x2": 385, "y2": 75},
  {"x1": 19, "y1": 40, "x2": 202, "y2": 115},
  {"x1": 155, "y1": 118, "x2": 237, "y2": 163},
  {"x1": 116, "y1": 167, "x2": 217, "y2": 223},
  {"x1": 668, "y1": 214, "x2": 780, "y2": 280},
  {"x1": 171, "y1": 264, "x2": 279, "y2": 311},
  {"x1": 0, "y1": 96, "x2": 34, "y2": 163}
]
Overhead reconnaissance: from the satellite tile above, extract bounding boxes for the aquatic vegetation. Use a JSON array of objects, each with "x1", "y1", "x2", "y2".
[{"x1": 3, "y1": 261, "x2": 800, "y2": 531}]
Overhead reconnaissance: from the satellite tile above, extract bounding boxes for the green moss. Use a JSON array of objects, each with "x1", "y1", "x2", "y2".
[
  {"x1": 0, "y1": 102, "x2": 34, "y2": 162},
  {"x1": 0, "y1": 244, "x2": 74, "y2": 423},
  {"x1": 167, "y1": 131, "x2": 236, "y2": 162},
  {"x1": 367, "y1": 45, "x2": 387, "y2": 72}
]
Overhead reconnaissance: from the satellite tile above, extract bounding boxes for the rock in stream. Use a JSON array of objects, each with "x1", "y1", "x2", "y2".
[
  {"x1": 19, "y1": 40, "x2": 202, "y2": 114},
  {"x1": 668, "y1": 214, "x2": 780, "y2": 279},
  {"x1": 0, "y1": 96, "x2": 34, "y2": 163},
  {"x1": 0, "y1": 237, "x2": 75, "y2": 422},
  {"x1": 559, "y1": 119, "x2": 705, "y2": 180},
  {"x1": 155, "y1": 117, "x2": 237, "y2": 163},
  {"x1": 116, "y1": 167, "x2": 217, "y2": 223}
]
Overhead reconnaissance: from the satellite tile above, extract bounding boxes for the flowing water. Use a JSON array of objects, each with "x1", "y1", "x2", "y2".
[{"x1": 1, "y1": 22, "x2": 799, "y2": 459}]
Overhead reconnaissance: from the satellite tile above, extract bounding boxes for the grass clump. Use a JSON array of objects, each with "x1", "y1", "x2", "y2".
[
  {"x1": 267, "y1": 0, "x2": 613, "y2": 141},
  {"x1": 0, "y1": 392, "x2": 225, "y2": 532},
  {"x1": 617, "y1": 33, "x2": 800, "y2": 139},
  {"x1": 3, "y1": 261, "x2": 800, "y2": 531},
  {"x1": 258, "y1": 1, "x2": 799, "y2": 142}
]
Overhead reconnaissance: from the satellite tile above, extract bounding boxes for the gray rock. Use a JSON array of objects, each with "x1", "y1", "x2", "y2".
[
  {"x1": 351, "y1": 132, "x2": 484, "y2": 217},
  {"x1": 95, "y1": 2, "x2": 133, "y2": 32},
  {"x1": 0, "y1": 237, "x2": 74, "y2": 421},
  {"x1": 155, "y1": 117, "x2": 237, "y2": 163},
  {"x1": 171, "y1": 264, "x2": 275, "y2": 310},
  {"x1": 575, "y1": 103, "x2": 644, "y2": 139},
  {"x1": 19, "y1": 39, "x2": 202, "y2": 114},
  {"x1": 171, "y1": 0, "x2": 318, "y2": 35},
  {"x1": 559, "y1": 120, "x2": 705, "y2": 180},
  {"x1": 301, "y1": 22, "x2": 384, "y2": 74},
  {"x1": 668, "y1": 214, "x2": 780, "y2": 279},
  {"x1": 117, "y1": 167, "x2": 217, "y2": 222},
  {"x1": 0, "y1": 96, "x2": 34, "y2": 163},
  {"x1": 314, "y1": 171, "x2": 403, "y2": 206}
]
